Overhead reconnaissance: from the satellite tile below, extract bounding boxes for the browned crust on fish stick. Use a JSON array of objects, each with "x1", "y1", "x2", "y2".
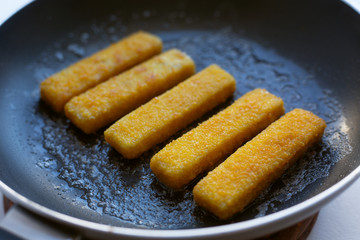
[
  {"x1": 40, "y1": 31, "x2": 162, "y2": 112},
  {"x1": 104, "y1": 64, "x2": 236, "y2": 159},
  {"x1": 150, "y1": 88, "x2": 285, "y2": 189},
  {"x1": 193, "y1": 108, "x2": 326, "y2": 219},
  {"x1": 65, "y1": 49, "x2": 195, "y2": 134}
]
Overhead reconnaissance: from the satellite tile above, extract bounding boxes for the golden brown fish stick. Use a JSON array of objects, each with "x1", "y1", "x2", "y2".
[
  {"x1": 40, "y1": 31, "x2": 162, "y2": 112},
  {"x1": 104, "y1": 64, "x2": 236, "y2": 159},
  {"x1": 150, "y1": 89, "x2": 285, "y2": 189},
  {"x1": 193, "y1": 108, "x2": 326, "y2": 220},
  {"x1": 65, "y1": 49, "x2": 195, "y2": 134}
]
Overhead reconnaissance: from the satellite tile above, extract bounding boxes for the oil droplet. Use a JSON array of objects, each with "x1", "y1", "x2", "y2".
[{"x1": 67, "y1": 44, "x2": 85, "y2": 57}]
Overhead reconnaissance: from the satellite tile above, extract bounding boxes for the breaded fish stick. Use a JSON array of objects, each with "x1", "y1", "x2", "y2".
[
  {"x1": 65, "y1": 49, "x2": 195, "y2": 134},
  {"x1": 105, "y1": 64, "x2": 236, "y2": 159},
  {"x1": 193, "y1": 108, "x2": 326, "y2": 220},
  {"x1": 40, "y1": 31, "x2": 162, "y2": 112},
  {"x1": 150, "y1": 89, "x2": 285, "y2": 189}
]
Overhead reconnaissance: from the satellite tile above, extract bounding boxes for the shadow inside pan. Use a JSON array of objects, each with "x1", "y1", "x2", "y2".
[{"x1": 0, "y1": 0, "x2": 359, "y2": 230}]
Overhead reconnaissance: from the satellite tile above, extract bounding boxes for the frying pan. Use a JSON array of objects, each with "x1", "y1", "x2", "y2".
[{"x1": 0, "y1": 0, "x2": 359, "y2": 239}]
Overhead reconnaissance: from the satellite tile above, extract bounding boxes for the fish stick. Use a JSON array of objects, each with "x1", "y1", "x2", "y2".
[
  {"x1": 150, "y1": 88, "x2": 285, "y2": 189},
  {"x1": 104, "y1": 64, "x2": 236, "y2": 159},
  {"x1": 193, "y1": 108, "x2": 326, "y2": 220},
  {"x1": 65, "y1": 49, "x2": 195, "y2": 134},
  {"x1": 40, "y1": 31, "x2": 162, "y2": 112}
]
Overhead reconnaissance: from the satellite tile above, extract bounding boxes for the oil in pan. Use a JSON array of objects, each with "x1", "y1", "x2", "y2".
[{"x1": 25, "y1": 8, "x2": 353, "y2": 229}]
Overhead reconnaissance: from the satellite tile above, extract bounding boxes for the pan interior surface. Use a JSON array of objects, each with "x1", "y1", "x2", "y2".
[{"x1": 0, "y1": 0, "x2": 359, "y2": 231}]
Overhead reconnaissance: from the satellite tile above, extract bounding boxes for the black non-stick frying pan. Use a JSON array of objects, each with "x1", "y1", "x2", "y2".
[{"x1": 0, "y1": 0, "x2": 359, "y2": 239}]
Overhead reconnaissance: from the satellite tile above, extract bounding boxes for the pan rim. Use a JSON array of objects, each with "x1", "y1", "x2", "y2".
[{"x1": 1, "y1": 166, "x2": 359, "y2": 239}]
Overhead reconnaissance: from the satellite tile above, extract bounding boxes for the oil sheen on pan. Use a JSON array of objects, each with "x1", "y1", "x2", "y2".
[{"x1": 14, "y1": 4, "x2": 353, "y2": 229}]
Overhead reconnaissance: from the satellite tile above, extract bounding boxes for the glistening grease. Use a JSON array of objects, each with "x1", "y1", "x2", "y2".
[{"x1": 32, "y1": 29, "x2": 351, "y2": 229}]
